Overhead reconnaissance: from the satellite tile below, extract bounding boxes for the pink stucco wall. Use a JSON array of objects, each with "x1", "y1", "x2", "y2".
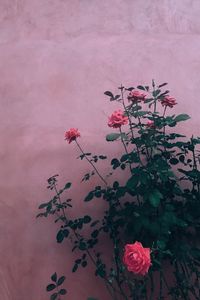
[{"x1": 1, "y1": 1, "x2": 200, "y2": 299}]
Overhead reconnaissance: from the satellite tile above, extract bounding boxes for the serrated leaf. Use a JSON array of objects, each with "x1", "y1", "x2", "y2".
[
  {"x1": 174, "y1": 114, "x2": 190, "y2": 123},
  {"x1": 106, "y1": 133, "x2": 120, "y2": 141}
]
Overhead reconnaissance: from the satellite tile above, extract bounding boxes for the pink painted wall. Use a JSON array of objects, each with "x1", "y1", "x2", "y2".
[{"x1": 1, "y1": 1, "x2": 200, "y2": 299}]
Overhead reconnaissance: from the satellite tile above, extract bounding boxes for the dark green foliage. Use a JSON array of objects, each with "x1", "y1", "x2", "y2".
[
  {"x1": 46, "y1": 273, "x2": 67, "y2": 300},
  {"x1": 39, "y1": 81, "x2": 200, "y2": 300}
]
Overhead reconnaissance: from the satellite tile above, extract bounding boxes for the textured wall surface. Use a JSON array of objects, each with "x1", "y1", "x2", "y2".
[{"x1": 1, "y1": 1, "x2": 200, "y2": 299}]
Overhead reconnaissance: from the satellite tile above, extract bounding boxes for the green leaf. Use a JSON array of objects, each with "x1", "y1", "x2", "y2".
[
  {"x1": 50, "y1": 293, "x2": 58, "y2": 300},
  {"x1": 106, "y1": 133, "x2": 120, "y2": 141},
  {"x1": 169, "y1": 158, "x2": 179, "y2": 165},
  {"x1": 90, "y1": 220, "x2": 99, "y2": 227},
  {"x1": 126, "y1": 175, "x2": 139, "y2": 191},
  {"x1": 120, "y1": 154, "x2": 129, "y2": 162},
  {"x1": 84, "y1": 191, "x2": 94, "y2": 202},
  {"x1": 179, "y1": 155, "x2": 185, "y2": 163},
  {"x1": 61, "y1": 229, "x2": 68, "y2": 238},
  {"x1": 104, "y1": 91, "x2": 114, "y2": 98},
  {"x1": 59, "y1": 289, "x2": 67, "y2": 295},
  {"x1": 91, "y1": 230, "x2": 99, "y2": 238},
  {"x1": 46, "y1": 284, "x2": 56, "y2": 292},
  {"x1": 158, "y1": 83, "x2": 168, "y2": 88},
  {"x1": 111, "y1": 158, "x2": 120, "y2": 169},
  {"x1": 149, "y1": 190, "x2": 162, "y2": 207},
  {"x1": 113, "y1": 181, "x2": 119, "y2": 189},
  {"x1": 137, "y1": 85, "x2": 145, "y2": 91},
  {"x1": 38, "y1": 202, "x2": 49, "y2": 209},
  {"x1": 157, "y1": 240, "x2": 166, "y2": 250},
  {"x1": 83, "y1": 215, "x2": 92, "y2": 224},
  {"x1": 99, "y1": 155, "x2": 107, "y2": 159},
  {"x1": 126, "y1": 87, "x2": 134, "y2": 91},
  {"x1": 64, "y1": 182, "x2": 71, "y2": 189},
  {"x1": 153, "y1": 89, "x2": 161, "y2": 97},
  {"x1": 51, "y1": 272, "x2": 57, "y2": 283},
  {"x1": 79, "y1": 241, "x2": 87, "y2": 250},
  {"x1": 72, "y1": 263, "x2": 78, "y2": 272},
  {"x1": 56, "y1": 230, "x2": 65, "y2": 243},
  {"x1": 174, "y1": 114, "x2": 190, "y2": 123},
  {"x1": 57, "y1": 276, "x2": 65, "y2": 286},
  {"x1": 81, "y1": 261, "x2": 87, "y2": 268}
]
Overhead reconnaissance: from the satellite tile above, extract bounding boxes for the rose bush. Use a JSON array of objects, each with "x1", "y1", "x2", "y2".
[{"x1": 38, "y1": 81, "x2": 200, "y2": 300}]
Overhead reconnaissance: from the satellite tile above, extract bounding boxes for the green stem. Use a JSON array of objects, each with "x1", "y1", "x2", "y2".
[
  {"x1": 120, "y1": 85, "x2": 143, "y2": 166},
  {"x1": 54, "y1": 184, "x2": 67, "y2": 222},
  {"x1": 52, "y1": 185, "x2": 118, "y2": 299},
  {"x1": 149, "y1": 272, "x2": 154, "y2": 300},
  {"x1": 119, "y1": 126, "x2": 132, "y2": 173},
  {"x1": 75, "y1": 140, "x2": 108, "y2": 187},
  {"x1": 159, "y1": 270, "x2": 163, "y2": 300}
]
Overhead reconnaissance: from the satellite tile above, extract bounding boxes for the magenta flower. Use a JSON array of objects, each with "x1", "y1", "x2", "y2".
[
  {"x1": 123, "y1": 242, "x2": 151, "y2": 276},
  {"x1": 146, "y1": 120, "x2": 155, "y2": 129},
  {"x1": 65, "y1": 128, "x2": 80, "y2": 144},
  {"x1": 128, "y1": 90, "x2": 146, "y2": 103},
  {"x1": 161, "y1": 96, "x2": 177, "y2": 108},
  {"x1": 108, "y1": 110, "x2": 128, "y2": 128}
]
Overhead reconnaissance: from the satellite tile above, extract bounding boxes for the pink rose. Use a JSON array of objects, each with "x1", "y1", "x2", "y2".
[
  {"x1": 128, "y1": 90, "x2": 146, "y2": 103},
  {"x1": 64, "y1": 128, "x2": 80, "y2": 144},
  {"x1": 123, "y1": 241, "x2": 151, "y2": 276},
  {"x1": 146, "y1": 120, "x2": 155, "y2": 129},
  {"x1": 108, "y1": 110, "x2": 128, "y2": 128},
  {"x1": 161, "y1": 96, "x2": 177, "y2": 108}
]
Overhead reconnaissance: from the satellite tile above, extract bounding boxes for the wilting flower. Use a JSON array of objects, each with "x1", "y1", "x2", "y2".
[
  {"x1": 161, "y1": 96, "x2": 177, "y2": 108},
  {"x1": 128, "y1": 90, "x2": 146, "y2": 103},
  {"x1": 108, "y1": 110, "x2": 128, "y2": 128},
  {"x1": 65, "y1": 128, "x2": 80, "y2": 144},
  {"x1": 123, "y1": 241, "x2": 151, "y2": 276},
  {"x1": 146, "y1": 120, "x2": 155, "y2": 129}
]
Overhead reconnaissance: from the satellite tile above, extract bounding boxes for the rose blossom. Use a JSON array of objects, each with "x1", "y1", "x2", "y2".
[
  {"x1": 64, "y1": 128, "x2": 80, "y2": 144},
  {"x1": 108, "y1": 110, "x2": 128, "y2": 128},
  {"x1": 128, "y1": 90, "x2": 146, "y2": 103},
  {"x1": 146, "y1": 120, "x2": 155, "y2": 129},
  {"x1": 123, "y1": 241, "x2": 151, "y2": 276},
  {"x1": 161, "y1": 96, "x2": 177, "y2": 108}
]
